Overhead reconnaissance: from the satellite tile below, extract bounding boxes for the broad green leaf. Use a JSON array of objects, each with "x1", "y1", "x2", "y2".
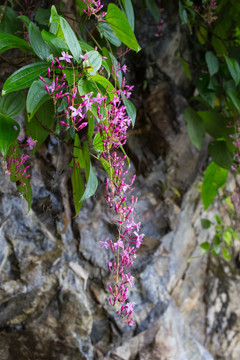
[
  {"x1": 226, "y1": 226, "x2": 239, "y2": 240},
  {"x1": 93, "y1": 132, "x2": 104, "y2": 153},
  {"x1": 222, "y1": 247, "x2": 231, "y2": 261},
  {"x1": 225, "y1": 56, "x2": 240, "y2": 86},
  {"x1": 106, "y1": 4, "x2": 141, "y2": 52},
  {"x1": 184, "y1": 107, "x2": 205, "y2": 150},
  {"x1": 35, "y1": 8, "x2": 51, "y2": 25},
  {"x1": 123, "y1": 98, "x2": 136, "y2": 127},
  {"x1": 146, "y1": 0, "x2": 160, "y2": 22},
  {"x1": 87, "y1": 51, "x2": 102, "y2": 73},
  {"x1": 208, "y1": 140, "x2": 233, "y2": 170},
  {"x1": 97, "y1": 22, "x2": 121, "y2": 47},
  {"x1": 0, "y1": 6, "x2": 21, "y2": 34},
  {"x1": 201, "y1": 218, "x2": 212, "y2": 229},
  {"x1": 196, "y1": 75, "x2": 215, "y2": 107},
  {"x1": 2, "y1": 62, "x2": 50, "y2": 95},
  {"x1": 29, "y1": 22, "x2": 51, "y2": 60},
  {"x1": 198, "y1": 111, "x2": 229, "y2": 139},
  {"x1": 25, "y1": 100, "x2": 54, "y2": 152},
  {"x1": 41, "y1": 30, "x2": 68, "y2": 55},
  {"x1": 121, "y1": 0, "x2": 135, "y2": 29},
  {"x1": 59, "y1": 16, "x2": 82, "y2": 62},
  {"x1": 223, "y1": 231, "x2": 232, "y2": 246},
  {"x1": 0, "y1": 91, "x2": 25, "y2": 118},
  {"x1": 0, "y1": 114, "x2": 20, "y2": 156},
  {"x1": 26, "y1": 79, "x2": 50, "y2": 121},
  {"x1": 202, "y1": 162, "x2": 228, "y2": 210},
  {"x1": 205, "y1": 51, "x2": 219, "y2": 76},
  {"x1": 0, "y1": 33, "x2": 33, "y2": 54},
  {"x1": 213, "y1": 235, "x2": 221, "y2": 254},
  {"x1": 200, "y1": 241, "x2": 210, "y2": 251},
  {"x1": 80, "y1": 161, "x2": 98, "y2": 203}
]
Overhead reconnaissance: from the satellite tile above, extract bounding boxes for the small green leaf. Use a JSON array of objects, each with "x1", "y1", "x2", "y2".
[
  {"x1": 26, "y1": 79, "x2": 50, "y2": 121},
  {"x1": 59, "y1": 16, "x2": 82, "y2": 62},
  {"x1": 0, "y1": 33, "x2": 33, "y2": 54},
  {"x1": 202, "y1": 162, "x2": 228, "y2": 210},
  {"x1": 225, "y1": 56, "x2": 240, "y2": 86},
  {"x1": 0, "y1": 114, "x2": 20, "y2": 156},
  {"x1": 179, "y1": 1, "x2": 188, "y2": 25},
  {"x1": 222, "y1": 247, "x2": 231, "y2": 261},
  {"x1": 0, "y1": 6, "x2": 21, "y2": 35},
  {"x1": 223, "y1": 231, "x2": 232, "y2": 246},
  {"x1": 97, "y1": 22, "x2": 122, "y2": 47},
  {"x1": 184, "y1": 107, "x2": 205, "y2": 150},
  {"x1": 181, "y1": 58, "x2": 191, "y2": 79},
  {"x1": 0, "y1": 91, "x2": 25, "y2": 118},
  {"x1": 201, "y1": 218, "x2": 212, "y2": 229},
  {"x1": 215, "y1": 215, "x2": 222, "y2": 224},
  {"x1": 200, "y1": 241, "x2": 210, "y2": 251},
  {"x1": 123, "y1": 98, "x2": 136, "y2": 127},
  {"x1": 213, "y1": 235, "x2": 221, "y2": 254},
  {"x1": 205, "y1": 51, "x2": 219, "y2": 76},
  {"x1": 2, "y1": 62, "x2": 50, "y2": 95},
  {"x1": 29, "y1": 22, "x2": 51, "y2": 60},
  {"x1": 146, "y1": 0, "x2": 160, "y2": 21},
  {"x1": 106, "y1": 4, "x2": 141, "y2": 52}
]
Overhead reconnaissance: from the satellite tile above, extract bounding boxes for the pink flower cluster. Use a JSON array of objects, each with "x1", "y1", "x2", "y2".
[
  {"x1": 195, "y1": 0, "x2": 218, "y2": 25},
  {"x1": 82, "y1": 0, "x2": 106, "y2": 19},
  {"x1": 4, "y1": 149, "x2": 30, "y2": 186},
  {"x1": 97, "y1": 93, "x2": 144, "y2": 326}
]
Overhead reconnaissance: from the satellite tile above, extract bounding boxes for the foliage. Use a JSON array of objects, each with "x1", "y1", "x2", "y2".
[{"x1": 179, "y1": 0, "x2": 240, "y2": 215}]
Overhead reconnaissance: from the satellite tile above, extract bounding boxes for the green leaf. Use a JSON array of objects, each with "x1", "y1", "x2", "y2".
[
  {"x1": 226, "y1": 89, "x2": 240, "y2": 112},
  {"x1": 123, "y1": 98, "x2": 136, "y2": 127},
  {"x1": 181, "y1": 58, "x2": 191, "y2": 79},
  {"x1": 121, "y1": 0, "x2": 135, "y2": 29},
  {"x1": 59, "y1": 16, "x2": 82, "y2": 62},
  {"x1": 208, "y1": 140, "x2": 233, "y2": 170},
  {"x1": 93, "y1": 132, "x2": 104, "y2": 153},
  {"x1": 200, "y1": 241, "x2": 210, "y2": 251},
  {"x1": 0, "y1": 33, "x2": 33, "y2": 54},
  {"x1": 106, "y1": 3, "x2": 141, "y2": 52},
  {"x1": 196, "y1": 74, "x2": 215, "y2": 107},
  {"x1": 198, "y1": 111, "x2": 228, "y2": 139},
  {"x1": 35, "y1": 8, "x2": 51, "y2": 26},
  {"x1": 226, "y1": 226, "x2": 239, "y2": 240},
  {"x1": 213, "y1": 235, "x2": 221, "y2": 254},
  {"x1": 205, "y1": 51, "x2": 219, "y2": 76},
  {"x1": 0, "y1": 91, "x2": 25, "y2": 118},
  {"x1": 215, "y1": 215, "x2": 222, "y2": 224},
  {"x1": 87, "y1": 51, "x2": 102, "y2": 73},
  {"x1": 223, "y1": 231, "x2": 232, "y2": 246},
  {"x1": 29, "y1": 22, "x2": 51, "y2": 60},
  {"x1": 225, "y1": 56, "x2": 240, "y2": 86},
  {"x1": 17, "y1": 15, "x2": 31, "y2": 30},
  {"x1": 222, "y1": 247, "x2": 231, "y2": 261},
  {"x1": 202, "y1": 162, "x2": 228, "y2": 210},
  {"x1": 146, "y1": 0, "x2": 160, "y2": 22},
  {"x1": 179, "y1": 1, "x2": 188, "y2": 25},
  {"x1": 25, "y1": 100, "x2": 54, "y2": 152},
  {"x1": 26, "y1": 79, "x2": 50, "y2": 121},
  {"x1": 97, "y1": 22, "x2": 121, "y2": 47},
  {"x1": 41, "y1": 30, "x2": 68, "y2": 55},
  {"x1": 201, "y1": 218, "x2": 212, "y2": 229},
  {"x1": 0, "y1": 6, "x2": 21, "y2": 34},
  {"x1": 184, "y1": 107, "x2": 205, "y2": 150},
  {"x1": 0, "y1": 114, "x2": 20, "y2": 156},
  {"x1": 91, "y1": 74, "x2": 115, "y2": 99},
  {"x1": 2, "y1": 62, "x2": 50, "y2": 95}
]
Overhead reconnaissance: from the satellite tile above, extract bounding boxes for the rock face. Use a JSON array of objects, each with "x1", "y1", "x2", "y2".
[{"x1": 1, "y1": 2, "x2": 240, "y2": 360}]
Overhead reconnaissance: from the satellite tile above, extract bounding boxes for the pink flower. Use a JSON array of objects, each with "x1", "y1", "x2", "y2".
[
  {"x1": 26, "y1": 137, "x2": 37, "y2": 150},
  {"x1": 59, "y1": 51, "x2": 73, "y2": 63}
]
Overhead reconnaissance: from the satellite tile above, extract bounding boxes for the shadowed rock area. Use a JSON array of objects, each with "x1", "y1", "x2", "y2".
[{"x1": 1, "y1": 1, "x2": 240, "y2": 360}]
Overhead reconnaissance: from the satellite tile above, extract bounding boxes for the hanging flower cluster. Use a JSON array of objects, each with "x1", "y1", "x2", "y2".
[{"x1": 39, "y1": 45, "x2": 143, "y2": 325}]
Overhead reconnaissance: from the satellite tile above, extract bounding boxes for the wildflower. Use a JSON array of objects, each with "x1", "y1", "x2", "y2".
[
  {"x1": 26, "y1": 137, "x2": 37, "y2": 150},
  {"x1": 59, "y1": 51, "x2": 73, "y2": 63}
]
